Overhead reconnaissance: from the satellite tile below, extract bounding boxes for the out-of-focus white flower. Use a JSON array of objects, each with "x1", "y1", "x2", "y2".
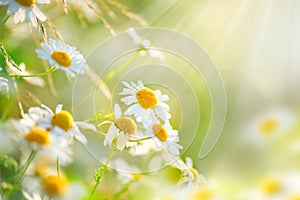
[
  {"x1": 0, "y1": 0, "x2": 49, "y2": 26},
  {"x1": 144, "y1": 113, "x2": 182, "y2": 156},
  {"x1": 111, "y1": 158, "x2": 142, "y2": 184},
  {"x1": 103, "y1": 104, "x2": 137, "y2": 151},
  {"x1": 172, "y1": 157, "x2": 204, "y2": 188},
  {"x1": 35, "y1": 39, "x2": 87, "y2": 77},
  {"x1": 244, "y1": 172, "x2": 300, "y2": 200},
  {"x1": 23, "y1": 173, "x2": 86, "y2": 200},
  {"x1": 120, "y1": 81, "x2": 171, "y2": 123},
  {"x1": 7, "y1": 118, "x2": 72, "y2": 164},
  {"x1": 9, "y1": 63, "x2": 45, "y2": 87},
  {"x1": 246, "y1": 108, "x2": 295, "y2": 144},
  {"x1": 27, "y1": 104, "x2": 95, "y2": 144},
  {"x1": 126, "y1": 28, "x2": 164, "y2": 60}
]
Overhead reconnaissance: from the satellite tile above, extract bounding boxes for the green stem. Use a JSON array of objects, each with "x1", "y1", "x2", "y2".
[
  {"x1": 88, "y1": 147, "x2": 116, "y2": 200},
  {"x1": 57, "y1": 157, "x2": 61, "y2": 178},
  {"x1": 15, "y1": 150, "x2": 37, "y2": 185},
  {"x1": 129, "y1": 136, "x2": 152, "y2": 142},
  {"x1": 0, "y1": 66, "x2": 56, "y2": 78},
  {"x1": 0, "y1": 15, "x2": 10, "y2": 28}
]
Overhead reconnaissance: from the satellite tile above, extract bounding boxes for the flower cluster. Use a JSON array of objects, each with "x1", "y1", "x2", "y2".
[
  {"x1": 2, "y1": 104, "x2": 94, "y2": 199},
  {"x1": 0, "y1": 1, "x2": 205, "y2": 199},
  {"x1": 103, "y1": 80, "x2": 182, "y2": 156}
]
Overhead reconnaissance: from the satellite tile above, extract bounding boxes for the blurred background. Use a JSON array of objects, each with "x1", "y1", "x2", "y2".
[{"x1": 1, "y1": 0, "x2": 300, "y2": 199}]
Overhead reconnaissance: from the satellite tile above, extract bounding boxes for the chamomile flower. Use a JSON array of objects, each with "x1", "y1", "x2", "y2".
[
  {"x1": 7, "y1": 118, "x2": 72, "y2": 164},
  {"x1": 245, "y1": 172, "x2": 300, "y2": 200},
  {"x1": 144, "y1": 113, "x2": 182, "y2": 156},
  {"x1": 246, "y1": 108, "x2": 295, "y2": 144},
  {"x1": 27, "y1": 104, "x2": 95, "y2": 144},
  {"x1": 172, "y1": 157, "x2": 204, "y2": 188},
  {"x1": 23, "y1": 173, "x2": 85, "y2": 200},
  {"x1": 120, "y1": 81, "x2": 171, "y2": 123},
  {"x1": 127, "y1": 28, "x2": 165, "y2": 60},
  {"x1": 0, "y1": 0, "x2": 49, "y2": 26},
  {"x1": 103, "y1": 104, "x2": 137, "y2": 151},
  {"x1": 35, "y1": 39, "x2": 87, "y2": 77}
]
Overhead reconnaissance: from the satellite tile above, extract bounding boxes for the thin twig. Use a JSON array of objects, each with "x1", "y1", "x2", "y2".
[
  {"x1": 83, "y1": 0, "x2": 116, "y2": 35},
  {"x1": 106, "y1": 0, "x2": 147, "y2": 26}
]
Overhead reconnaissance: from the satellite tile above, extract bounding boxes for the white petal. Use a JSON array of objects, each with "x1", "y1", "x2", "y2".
[
  {"x1": 32, "y1": 6, "x2": 46, "y2": 22},
  {"x1": 120, "y1": 96, "x2": 137, "y2": 105},
  {"x1": 122, "y1": 81, "x2": 135, "y2": 90},
  {"x1": 124, "y1": 104, "x2": 142, "y2": 116},
  {"x1": 104, "y1": 125, "x2": 118, "y2": 147},
  {"x1": 117, "y1": 132, "x2": 128, "y2": 151},
  {"x1": 185, "y1": 157, "x2": 193, "y2": 168},
  {"x1": 76, "y1": 121, "x2": 96, "y2": 131},
  {"x1": 114, "y1": 104, "x2": 122, "y2": 118},
  {"x1": 70, "y1": 125, "x2": 88, "y2": 144},
  {"x1": 55, "y1": 104, "x2": 63, "y2": 113}
]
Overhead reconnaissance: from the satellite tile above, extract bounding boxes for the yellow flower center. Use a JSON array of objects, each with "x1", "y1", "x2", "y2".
[
  {"x1": 114, "y1": 117, "x2": 136, "y2": 134},
  {"x1": 131, "y1": 173, "x2": 142, "y2": 181},
  {"x1": 259, "y1": 118, "x2": 279, "y2": 135},
  {"x1": 15, "y1": 0, "x2": 36, "y2": 7},
  {"x1": 136, "y1": 87, "x2": 158, "y2": 109},
  {"x1": 261, "y1": 178, "x2": 281, "y2": 196},
  {"x1": 25, "y1": 128, "x2": 50, "y2": 145},
  {"x1": 51, "y1": 50, "x2": 72, "y2": 67},
  {"x1": 288, "y1": 195, "x2": 300, "y2": 200},
  {"x1": 43, "y1": 175, "x2": 67, "y2": 197},
  {"x1": 51, "y1": 110, "x2": 73, "y2": 131},
  {"x1": 192, "y1": 187, "x2": 213, "y2": 200},
  {"x1": 152, "y1": 124, "x2": 168, "y2": 142}
]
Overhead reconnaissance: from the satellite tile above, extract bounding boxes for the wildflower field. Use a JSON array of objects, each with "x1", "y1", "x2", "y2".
[{"x1": 0, "y1": 1, "x2": 300, "y2": 200}]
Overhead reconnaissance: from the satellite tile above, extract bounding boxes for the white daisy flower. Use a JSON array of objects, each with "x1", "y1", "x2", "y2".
[
  {"x1": 7, "y1": 118, "x2": 72, "y2": 164},
  {"x1": 246, "y1": 108, "x2": 295, "y2": 145},
  {"x1": 23, "y1": 173, "x2": 86, "y2": 200},
  {"x1": 0, "y1": 0, "x2": 49, "y2": 26},
  {"x1": 144, "y1": 113, "x2": 182, "y2": 156},
  {"x1": 0, "y1": 77, "x2": 9, "y2": 94},
  {"x1": 120, "y1": 81, "x2": 171, "y2": 123},
  {"x1": 9, "y1": 62, "x2": 45, "y2": 87},
  {"x1": 126, "y1": 28, "x2": 165, "y2": 60},
  {"x1": 35, "y1": 39, "x2": 87, "y2": 77},
  {"x1": 103, "y1": 104, "x2": 137, "y2": 151},
  {"x1": 172, "y1": 157, "x2": 204, "y2": 188},
  {"x1": 244, "y1": 172, "x2": 300, "y2": 200},
  {"x1": 27, "y1": 104, "x2": 95, "y2": 144}
]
